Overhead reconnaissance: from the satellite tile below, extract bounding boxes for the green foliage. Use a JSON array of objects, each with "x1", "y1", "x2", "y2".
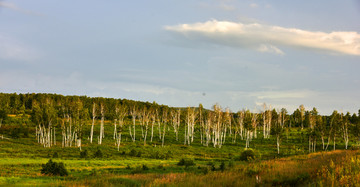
[
  {"x1": 129, "y1": 149, "x2": 137, "y2": 157},
  {"x1": 94, "y1": 149, "x2": 103, "y2": 158},
  {"x1": 219, "y1": 161, "x2": 226, "y2": 171},
  {"x1": 10, "y1": 127, "x2": 21, "y2": 138},
  {"x1": 41, "y1": 159, "x2": 68, "y2": 176},
  {"x1": 238, "y1": 149, "x2": 256, "y2": 161},
  {"x1": 80, "y1": 150, "x2": 88, "y2": 158},
  {"x1": 150, "y1": 150, "x2": 173, "y2": 159},
  {"x1": 177, "y1": 158, "x2": 195, "y2": 167},
  {"x1": 52, "y1": 152, "x2": 59, "y2": 158},
  {"x1": 142, "y1": 164, "x2": 149, "y2": 171},
  {"x1": 0, "y1": 109, "x2": 7, "y2": 120}
]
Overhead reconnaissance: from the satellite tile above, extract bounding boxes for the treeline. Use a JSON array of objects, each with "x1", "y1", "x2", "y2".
[{"x1": 0, "y1": 93, "x2": 360, "y2": 154}]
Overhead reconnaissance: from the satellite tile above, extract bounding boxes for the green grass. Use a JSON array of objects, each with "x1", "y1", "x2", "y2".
[{"x1": 0, "y1": 117, "x2": 357, "y2": 186}]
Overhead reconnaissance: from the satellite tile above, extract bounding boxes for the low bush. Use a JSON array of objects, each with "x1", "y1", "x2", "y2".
[
  {"x1": 142, "y1": 164, "x2": 149, "y2": 171},
  {"x1": 53, "y1": 152, "x2": 59, "y2": 158},
  {"x1": 94, "y1": 149, "x2": 103, "y2": 158},
  {"x1": 237, "y1": 149, "x2": 255, "y2": 161},
  {"x1": 129, "y1": 149, "x2": 137, "y2": 157},
  {"x1": 41, "y1": 159, "x2": 68, "y2": 176},
  {"x1": 80, "y1": 150, "x2": 88, "y2": 158},
  {"x1": 219, "y1": 161, "x2": 226, "y2": 171},
  {"x1": 177, "y1": 158, "x2": 195, "y2": 167}
]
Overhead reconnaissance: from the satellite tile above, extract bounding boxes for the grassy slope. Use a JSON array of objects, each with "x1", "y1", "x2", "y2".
[{"x1": 0, "y1": 117, "x2": 358, "y2": 186}]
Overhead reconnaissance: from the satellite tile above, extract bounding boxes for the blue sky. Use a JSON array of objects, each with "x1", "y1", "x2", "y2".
[{"x1": 0, "y1": 0, "x2": 359, "y2": 114}]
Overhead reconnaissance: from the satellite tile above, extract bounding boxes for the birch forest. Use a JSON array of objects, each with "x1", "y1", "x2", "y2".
[{"x1": 1, "y1": 93, "x2": 359, "y2": 155}]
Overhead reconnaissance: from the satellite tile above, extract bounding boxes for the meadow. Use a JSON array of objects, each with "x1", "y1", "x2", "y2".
[{"x1": 1, "y1": 115, "x2": 359, "y2": 186}]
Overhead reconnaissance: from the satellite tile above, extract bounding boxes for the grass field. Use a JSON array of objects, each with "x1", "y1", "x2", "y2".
[{"x1": 0, "y1": 117, "x2": 359, "y2": 186}]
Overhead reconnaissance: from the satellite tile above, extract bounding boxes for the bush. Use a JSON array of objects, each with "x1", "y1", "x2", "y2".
[
  {"x1": 94, "y1": 149, "x2": 103, "y2": 158},
  {"x1": 219, "y1": 161, "x2": 226, "y2": 171},
  {"x1": 177, "y1": 158, "x2": 195, "y2": 167},
  {"x1": 238, "y1": 149, "x2": 255, "y2": 161},
  {"x1": 129, "y1": 149, "x2": 137, "y2": 157},
  {"x1": 41, "y1": 159, "x2": 68, "y2": 176},
  {"x1": 136, "y1": 151, "x2": 142, "y2": 157},
  {"x1": 53, "y1": 152, "x2": 59, "y2": 158},
  {"x1": 80, "y1": 150, "x2": 88, "y2": 158},
  {"x1": 142, "y1": 164, "x2": 149, "y2": 171},
  {"x1": 10, "y1": 127, "x2": 21, "y2": 138},
  {"x1": 198, "y1": 166, "x2": 208, "y2": 174}
]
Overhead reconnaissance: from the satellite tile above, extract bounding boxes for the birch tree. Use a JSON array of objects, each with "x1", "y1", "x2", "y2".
[
  {"x1": 98, "y1": 103, "x2": 105, "y2": 144},
  {"x1": 204, "y1": 111, "x2": 213, "y2": 147},
  {"x1": 115, "y1": 104, "x2": 127, "y2": 150},
  {"x1": 33, "y1": 100, "x2": 57, "y2": 148},
  {"x1": 234, "y1": 110, "x2": 244, "y2": 143},
  {"x1": 185, "y1": 107, "x2": 197, "y2": 145},
  {"x1": 274, "y1": 110, "x2": 284, "y2": 154},
  {"x1": 141, "y1": 107, "x2": 151, "y2": 145},
  {"x1": 308, "y1": 108, "x2": 318, "y2": 153},
  {"x1": 212, "y1": 104, "x2": 224, "y2": 148},
  {"x1": 160, "y1": 108, "x2": 168, "y2": 147},
  {"x1": 171, "y1": 109, "x2": 181, "y2": 142},
  {"x1": 262, "y1": 104, "x2": 272, "y2": 139},
  {"x1": 198, "y1": 104, "x2": 205, "y2": 145},
  {"x1": 129, "y1": 105, "x2": 137, "y2": 142},
  {"x1": 244, "y1": 110, "x2": 254, "y2": 149},
  {"x1": 300, "y1": 104, "x2": 305, "y2": 130},
  {"x1": 90, "y1": 103, "x2": 96, "y2": 143},
  {"x1": 342, "y1": 112, "x2": 350, "y2": 149}
]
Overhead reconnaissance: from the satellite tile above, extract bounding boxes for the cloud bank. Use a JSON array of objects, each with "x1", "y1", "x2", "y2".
[{"x1": 165, "y1": 20, "x2": 360, "y2": 55}]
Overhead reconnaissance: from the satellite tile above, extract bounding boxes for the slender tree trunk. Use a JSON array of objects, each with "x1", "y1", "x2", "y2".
[
  {"x1": 90, "y1": 103, "x2": 96, "y2": 143},
  {"x1": 99, "y1": 104, "x2": 104, "y2": 145}
]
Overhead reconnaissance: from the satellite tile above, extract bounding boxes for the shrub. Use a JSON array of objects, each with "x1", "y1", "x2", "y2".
[
  {"x1": 198, "y1": 166, "x2": 208, "y2": 174},
  {"x1": 129, "y1": 149, "x2": 137, "y2": 157},
  {"x1": 136, "y1": 151, "x2": 142, "y2": 157},
  {"x1": 41, "y1": 159, "x2": 68, "y2": 176},
  {"x1": 238, "y1": 149, "x2": 255, "y2": 161},
  {"x1": 165, "y1": 151, "x2": 173, "y2": 159},
  {"x1": 10, "y1": 127, "x2": 21, "y2": 138},
  {"x1": 53, "y1": 152, "x2": 59, "y2": 158},
  {"x1": 80, "y1": 150, "x2": 88, "y2": 158},
  {"x1": 219, "y1": 161, "x2": 226, "y2": 171},
  {"x1": 94, "y1": 149, "x2": 103, "y2": 158},
  {"x1": 177, "y1": 158, "x2": 195, "y2": 167},
  {"x1": 142, "y1": 164, "x2": 149, "y2": 171}
]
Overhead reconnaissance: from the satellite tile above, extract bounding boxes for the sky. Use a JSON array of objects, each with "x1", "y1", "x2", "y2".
[{"x1": 0, "y1": 0, "x2": 360, "y2": 115}]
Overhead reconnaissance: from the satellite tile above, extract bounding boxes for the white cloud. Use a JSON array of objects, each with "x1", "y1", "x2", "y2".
[
  {"x1": 165, "y1": 20, "x2": 360, "y2": 55},
  {"x1": 0, "y1": 2, "x2": 43, "y2": 16},
  {"x1": 257, "y1": 44, "x2": 284, "y2": 55}
]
